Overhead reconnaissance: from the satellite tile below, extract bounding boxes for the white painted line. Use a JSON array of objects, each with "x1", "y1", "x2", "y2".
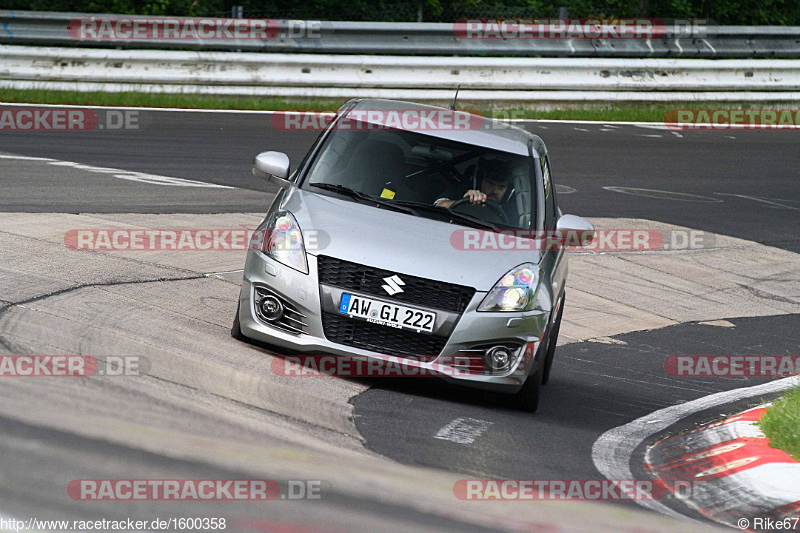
[
  {"x1": 4, "y1": 102, "x2": 800, "y2": 131},
  {"x1": 0, "y1": 102, "x2": 687, "y2": 127},
  {"x1": 204, "y1": 269, "x2": 245, "y2": 280},
  {"x1": 434, "y1": 417, "x2": 493, "y2": 444},
  {"x1": 0, "y1": 153, "x2": 56, "y2": 161},
  {"x1": 603, "y1": 186, "x2": 724, "y2": 203},
  {"x1": 0, "y1": 101, "x2": 290, "y2": 115},
  {"x1": 113, "y1": 171, "x2": 233, "y2": 188},
  {"x1": 592, "y1": 375, "x2": 800, "y2": 519},
  {"x1": 697, "y1": 320, "x2": 736, "y2": 328},
  {"x1": 633, "y1": 123, "x2": 670, "y2": 131},
  {"x1": 713, "y1": 193, "x2": 799, "y2": 210},
  {"x1": 637, "y1": 123, "x2": 683, "y2": 138},
  {"x1": 3, "y1": 153, "x2": 234, "y2": 189},
  {"x1": 205, "y1": 269, "x2": 245, "y2": 276},
  {"x1": 639, "y1": 134, "x2": 663, "y2": 138}
]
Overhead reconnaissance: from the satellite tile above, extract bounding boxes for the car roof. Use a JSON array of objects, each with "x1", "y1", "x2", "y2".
[{"x1": 344, "y1": 98, "x2": 545, "y2": 158}]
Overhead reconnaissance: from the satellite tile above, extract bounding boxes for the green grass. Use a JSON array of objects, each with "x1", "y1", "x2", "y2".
[
  {"x1": 0, "y1": 89, "x2": 340, "y2": 111},
  {"x1": 760, "y1": 387, "x2": 800, "y2": 461},
  {"x1": 0, "y1": 88, "x2": 786, "y2": 123}
]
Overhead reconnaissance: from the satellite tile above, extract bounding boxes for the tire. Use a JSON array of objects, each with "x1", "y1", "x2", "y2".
[
  {"x1": 231, "y1": 305, "x2": 247, "y2": 341},
  {"x1": 505, "y1": 342, "x2": 546, "y2": 413},
  {"x1": 506, "y1": 363, "x2": 543, "y2": 413},
  {"x1": 541, "y1": 293, "x2": 564, "y2": 386}
]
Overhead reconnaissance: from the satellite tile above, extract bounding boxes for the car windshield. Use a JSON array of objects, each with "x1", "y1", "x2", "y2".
[{"x1": 302, "y1": 118, "x2": 535, "y2": 230}]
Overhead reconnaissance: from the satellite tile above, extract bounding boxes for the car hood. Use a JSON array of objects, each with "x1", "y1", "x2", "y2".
[{"x1": 282, "y1": 188, "x2": 542, "y2": 291}]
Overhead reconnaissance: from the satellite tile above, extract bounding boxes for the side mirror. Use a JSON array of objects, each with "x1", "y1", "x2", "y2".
[
  {"x1": 555, "y1": 214, "x2": 595, "y2": 246},
  {"x1": 253, "y1": 151, "x2": 291, "y2": 186}
]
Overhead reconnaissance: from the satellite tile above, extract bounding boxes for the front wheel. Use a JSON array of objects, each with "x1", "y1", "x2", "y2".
[
  {"x1": 506, "y1": 364, "x2": 543, "y2": 413},
  {"x1": 504, "y1": 342, "x2": 546, "y2": 412},
  {"x1": 231, "y1": 305, "x2": 247, "y2": 341},
  {"x1": 541, "y1": 294, "x2": 564, "y2": 385}
]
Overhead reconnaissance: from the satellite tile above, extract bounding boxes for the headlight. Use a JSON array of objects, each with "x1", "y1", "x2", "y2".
[
  {"x1": 478, "y1": 264, "x2": 540, "y2": 312},
  {"x1": 260, "y1": 210, "x2": 308, "y2": 274}
]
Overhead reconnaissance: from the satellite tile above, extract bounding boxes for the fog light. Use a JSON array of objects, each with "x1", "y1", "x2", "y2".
[
  {"x1": 485, "y1": 346, "x2": 513, "y2": 372},
  {"x1": 259, "y1": 295, "x2": 284, "y2": 321}
]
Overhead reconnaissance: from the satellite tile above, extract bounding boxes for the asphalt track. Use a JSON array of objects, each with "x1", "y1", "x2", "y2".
[
  {"x1": 1, "y1": 105, "x2": 799, "y2": 531},
  {"x1": 1, "y1": 106, "x2": 799, "y2": 252},
  {"x1": 354, "y1": 315, "x2": 800, "y2": 487}
]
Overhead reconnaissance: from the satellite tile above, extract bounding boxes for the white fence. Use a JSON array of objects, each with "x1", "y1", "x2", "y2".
[{"x1": 2, "y1": 45, "x2": 800, "y2": 102}]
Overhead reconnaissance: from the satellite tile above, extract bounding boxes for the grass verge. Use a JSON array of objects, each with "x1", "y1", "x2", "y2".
[
  {"x1": 0, "y1": 88, "x2": 776, "y2": 123},
  {"x1": 759, "y1": 387, "x2": 800, "y2": 461}
]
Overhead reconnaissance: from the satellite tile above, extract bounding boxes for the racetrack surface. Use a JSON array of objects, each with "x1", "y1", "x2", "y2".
[
  {"x1": 1, "y1": 105, "x2": 798, "y2": 531},
  {"x1": 354, "y1": 314, "x2": 800, "y2": 481},
  {"x1": 2, "y1": 106, "x2": 798, "y2": 252}
]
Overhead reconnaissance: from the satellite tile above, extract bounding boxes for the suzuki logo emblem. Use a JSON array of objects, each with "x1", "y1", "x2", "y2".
[{"x1": 382, "y1": 275, "x2": 405, "y2": 295}]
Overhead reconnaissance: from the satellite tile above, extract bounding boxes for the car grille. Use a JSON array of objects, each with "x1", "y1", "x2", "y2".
[
  {"x1": 317, "y1": 256, "x2": 475, "y2": 314},
  {"x1": 321, "y1": 312, "x2": 446, "y2": 359}
]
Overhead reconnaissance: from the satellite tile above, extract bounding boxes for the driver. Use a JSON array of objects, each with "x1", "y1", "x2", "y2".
[{"x1": 434, "y1": 159, "x2": 518, "y2": 224}]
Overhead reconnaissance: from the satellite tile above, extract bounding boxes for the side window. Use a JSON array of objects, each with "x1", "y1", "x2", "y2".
[
  {"x1": 541, "y1": 156, "x2": 555, "y2": 229},
  {"x1": 294, "y1": 124, "x2": 332, "y2": 183}
]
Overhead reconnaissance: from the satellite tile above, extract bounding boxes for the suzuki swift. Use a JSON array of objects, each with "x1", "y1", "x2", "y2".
[{"x1": 232, "y1": 98, "x2": 594, "y2": 412}]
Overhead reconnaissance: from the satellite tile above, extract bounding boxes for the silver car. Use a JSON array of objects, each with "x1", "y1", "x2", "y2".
[{"x1": 232, "y1": 98, "x2": 594, "y2": 412}]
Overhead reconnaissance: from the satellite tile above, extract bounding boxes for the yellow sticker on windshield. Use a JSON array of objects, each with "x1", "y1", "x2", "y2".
[{"x1": 380, "y1": 188, "x2": 396, "y2": 199}]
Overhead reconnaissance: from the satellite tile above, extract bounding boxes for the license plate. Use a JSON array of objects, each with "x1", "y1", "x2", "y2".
[{"x1": 338, "y1": 293, "x2": 436, "y2": 334}]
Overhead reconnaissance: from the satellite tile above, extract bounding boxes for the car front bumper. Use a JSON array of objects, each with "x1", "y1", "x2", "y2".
[{"x1": 238, "y1": 251, "x2": 550, "y2": 394}]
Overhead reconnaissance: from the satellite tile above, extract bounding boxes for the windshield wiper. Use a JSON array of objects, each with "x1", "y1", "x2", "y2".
[
  {"x1": 309, "y1": 183, "x2": 500, "y2": 230},
  {"x1": 309, "y1": 182, "x2": 416, "y2": 215},
  {"x1": 309, "y1": 182, "x2": 370, "y2": 203},
  {"x1": 390, "y1": 200, "x2": 501, "y2": 230}
]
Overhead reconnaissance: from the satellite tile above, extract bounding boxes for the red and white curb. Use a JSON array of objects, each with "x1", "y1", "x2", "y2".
[{"x1": 646, "y1": 404, "x2": 800, "y2": 530}]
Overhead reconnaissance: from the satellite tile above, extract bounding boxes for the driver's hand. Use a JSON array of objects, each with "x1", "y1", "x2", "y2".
[
  {"x1": 433, "y1": 190, "x2": 487, "y2": 208},
  {"x1": 463, "y1": 189, "x2": 487, "y2": 204}
]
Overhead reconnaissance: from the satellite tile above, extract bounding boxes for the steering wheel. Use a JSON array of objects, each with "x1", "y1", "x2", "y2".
[{"x1": 448, "y1": 197, "x2": 508, "y2": 224}]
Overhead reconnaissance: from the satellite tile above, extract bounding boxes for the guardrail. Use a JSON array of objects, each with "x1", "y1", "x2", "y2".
[
  {"x1": 2, "y1": 10, "x2": 800, "y2": 58},
  {"x1": 2, "y1": 44, "x2": 800, "y2": 102}
]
